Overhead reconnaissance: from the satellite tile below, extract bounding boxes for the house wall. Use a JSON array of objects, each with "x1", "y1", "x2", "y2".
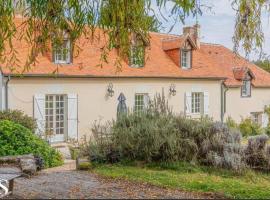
[
  {"x1": 224, "y1": 86, "x2": 270, "y2": 122},
  {"x1": 7, "y1": 77, "x2": 222, "y2": 140}
]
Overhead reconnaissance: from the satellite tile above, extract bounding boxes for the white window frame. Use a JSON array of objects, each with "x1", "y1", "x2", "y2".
[
  {"x1": 45, "y1": 94, "x2": 67, "y2": 136},
  {"x1": 181, "y1": 49, "x2": 191, "y2": 69},
  {"x1": 191, "y1": 92, "x2": 204, "y2": 115},
  {"x1": 54, "y1": 39, "x2": 71, "y2": 64},
  {"x1": 134, "y1": 93, "x2": 149, "y2": 114},
  {"x1": 251, "y1": 112, "x2": 262, "y2": 125},
  {"x1": 241, "y1": 80, "x2": 251, "y2": 97}
]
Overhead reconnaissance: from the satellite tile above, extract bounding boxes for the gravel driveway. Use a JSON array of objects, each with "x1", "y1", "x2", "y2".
[{"x1": 8, "y1": 160, "x2": 215, "y2": 199}]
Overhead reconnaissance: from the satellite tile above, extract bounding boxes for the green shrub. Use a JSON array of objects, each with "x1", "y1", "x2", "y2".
[
  {"x1": 0, "y1": 110, "x2": 37, "y2": 133},
  {"x1": 226, "y1": 116, "x2": 238, "y2": 129},
  {"x1": 265, "y1": 126, "x2": 270, "y2": 136},
  {"x1": 85, "y1": 93, "x2": 245, "y2": 172},
  {"x1": 69, "y1": 146, "x2": 79, "y2": 160},
  {"x1": 0, "y1": 120, "x2": 63, "y2": 168},
  {"x1": 78, "y1": 162, "x2": 93, "y2": 170},
  {"x1": 239, "y1": 118, "x2": 262, "y2": 137}
]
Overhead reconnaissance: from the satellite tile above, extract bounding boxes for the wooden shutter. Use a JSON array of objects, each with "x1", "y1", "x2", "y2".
[
  {"x1": 262, "y1": 113, "x2": 269, "y2": 128},
  {"x1": 143, "y1": 94, "x2": 150, "y2": 109},
  {"x1": 203, "y1": 92, "x2": 209, "y2": 115},
  {"x1": 185, "y1": 92, "x2": 192, "y2": 115},
  {"x1": 67, "y1": 94, "x2": 78, "y2": 141},
  {"x1": 33, "y1": 94, "x2": 45, "y2": 136}
]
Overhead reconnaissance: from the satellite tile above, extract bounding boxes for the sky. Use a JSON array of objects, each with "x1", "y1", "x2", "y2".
[{"x1": 155, "y1": 0, "x2": 270, "y2": 61}]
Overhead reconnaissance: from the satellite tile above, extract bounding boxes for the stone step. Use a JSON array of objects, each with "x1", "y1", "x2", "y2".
[{"x1": 51, "y1": 143, "x2": 72, "y2": 159}]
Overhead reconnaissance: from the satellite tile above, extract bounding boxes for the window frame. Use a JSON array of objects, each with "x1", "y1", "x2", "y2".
[
  {"x1": 45, "y1": 94, "x2": 68, "y2": 136},
  {"x1": 129, "y1": 44, "x2": 145, "y2": 68},
  {"x1": 53, "y1": 39, "x2": 71, "y2": 64},
  {"x1": 191, "y1": 92, "x2": 204, "y2": 115},
  {"x1": 241, "y1": 79, "x2": 251, "y2": 98},
  {"x1": 134, "y1": 93, "x2": 149, "y2": 115},
  {"x1": 181, "y1": 49, "x2": 192, "y2": 69},
  {"x1": 251, "y1": 112, "x2": 263, "y2": 125}
]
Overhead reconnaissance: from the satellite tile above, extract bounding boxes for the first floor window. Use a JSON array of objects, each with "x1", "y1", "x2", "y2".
[
  {"x1": 54, "y1": 39, "x2": 71, "y2": 64},
  {"x1": 45, "y1": 94, "x2": 67, "y2": 135},
  {"x1": 134, "y1": 93, "x2": 149, "y2": 114},
  {"x1": 191, "y1": 92, "x2": 203, "y2": 114},
  {"x1": 241, "y1": 80, "x2": 251, "y2": 97}
]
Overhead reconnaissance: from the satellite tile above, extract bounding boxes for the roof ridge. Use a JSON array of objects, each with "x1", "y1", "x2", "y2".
[{"x1": 201, "y1": 42, "x2": 222, "y2": 46}]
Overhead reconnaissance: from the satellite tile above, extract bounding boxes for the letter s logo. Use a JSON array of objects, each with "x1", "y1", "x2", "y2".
[{"x1": 0, "y1": 179, "x2": 9, "y2": 196}]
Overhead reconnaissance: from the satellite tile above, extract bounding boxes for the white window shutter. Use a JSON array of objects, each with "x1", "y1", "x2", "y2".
[
  {"x1": 203, "y1": 92, "x2": 209, "y2": 116},
  {"x1": 262, "y1": 113, "x2": 269, "y2": 128},
  {"x1": 143, "y1": 94, "x2": 150, "y2": 108},
  {"x1": 67, "y1": 94, "x2": 78, "y2": 141},
  {"x1": 33, "y1": 94, "x2": 45, "y2": 136},
  {"x1": 185, "y1": 92, "x2": 192, "y2": 115}
]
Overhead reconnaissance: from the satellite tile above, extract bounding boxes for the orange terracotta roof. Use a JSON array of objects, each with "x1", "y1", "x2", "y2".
[
  {"x1": 200, "y1": 44, "x2": 270, "y2": 87},
  {"x1": 1, "y1": 17, "x2": 270, "y2": 88}
]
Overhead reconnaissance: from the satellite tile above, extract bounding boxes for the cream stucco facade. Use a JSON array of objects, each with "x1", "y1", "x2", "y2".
[
  {"x1": 5, "y1": 77, "x2": 222, "y2": 141},
  {"x1": 1, "y1": 75, "x2": 270, "y2": 142},
  {"x1": 224, "y1": 86, "x2": 270, "y2": 123}
]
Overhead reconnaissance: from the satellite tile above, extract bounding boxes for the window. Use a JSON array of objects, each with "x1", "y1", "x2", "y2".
[
  {"x1": 191, "y1": 92, "x2": 204, "y2": 114},
  {"x1": 54, "y1": 39, "x2": 71, "y2": 64},
  {"x1": 134, "y1": 93, "x2": 149, "y2": 114},
  {"x1": 130, "y1": 45, "x2": 145, "y2": 68},
  {"x1": 251, "y1": 112, "x2": 262, "y2": 125},
  {"x1": 45, "y1": 95, "x2": 67, "y2": 135},
  {"x1": 241, "y1": 80, "x2": 251, "y2": 97},
  {"x1": 181, "y1": 50, "x2": 191, "y2": 69}
]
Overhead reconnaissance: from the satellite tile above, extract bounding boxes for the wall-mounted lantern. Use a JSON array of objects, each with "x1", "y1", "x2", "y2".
[
  {"x1": 107, "y1": 83, "x2": 114, "y2": 97},
  {"x1": 169, "y1": 84, "x2": 176, "y2": 96}
]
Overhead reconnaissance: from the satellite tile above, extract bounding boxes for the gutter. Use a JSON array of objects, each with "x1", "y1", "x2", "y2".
[
  {"x1": 221, "y1": 82, "x2": 229, "y2": 123},
  {"x1": 4, "y1": 75, "x2": 10, "y2": 110},
  {"x1": 3, "y1": 73, "x2": 227, "y2": 81}
]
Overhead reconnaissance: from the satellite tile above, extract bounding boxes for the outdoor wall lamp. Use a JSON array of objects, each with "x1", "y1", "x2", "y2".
[
  {"x1": 169, "y1": 84, "x2": 176, "y2": 96},
  {"x1": 107, "y1": 83, "x2": 114, "y2": 97}
]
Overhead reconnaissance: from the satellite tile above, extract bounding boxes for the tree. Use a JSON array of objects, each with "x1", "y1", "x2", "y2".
[
  {"x1": 254, "y1": 59, "x2": 270, "y2": 73},
  {"x1": 0, "y1": 0, "x2": 269, "y2": 69}
]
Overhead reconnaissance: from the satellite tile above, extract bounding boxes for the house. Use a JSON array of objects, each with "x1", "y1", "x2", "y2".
[{"x1": 0, "y1": 17, "x2": 270, "y2": 143}]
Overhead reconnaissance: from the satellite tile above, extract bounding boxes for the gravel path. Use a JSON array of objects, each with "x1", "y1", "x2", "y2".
[{"x1": 8, "y1": 160, "x2": 216, "y2": 199}]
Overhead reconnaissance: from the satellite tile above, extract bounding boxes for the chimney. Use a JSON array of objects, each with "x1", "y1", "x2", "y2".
[{"x1": 183, "y1": 24, "x2": 200, "y2": 49}]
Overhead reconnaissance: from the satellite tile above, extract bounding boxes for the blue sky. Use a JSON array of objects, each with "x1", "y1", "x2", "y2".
[{"x1": 154, "y1": 0, "x2": 270, "y2": 60}]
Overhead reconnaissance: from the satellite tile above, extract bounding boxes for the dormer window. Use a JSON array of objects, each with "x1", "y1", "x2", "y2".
[
  {"x1": 129, "y1": 34, "x2": 145, "y2": 68},
  {"x1": 53, "y1": 39, "x2": 71, "y2": 64},
  {"x1": 181, "y1": 50, "x2": 191, "y2": 69},
  {"x1": 241, "y1": 79, "x2": 251, "y2": 97},
  {"x1": 181, "y1": 40, "x2": 192, "y2": 69},
  {"x1": 130, "y1": 45, "x2": 145, "y2": 68}
]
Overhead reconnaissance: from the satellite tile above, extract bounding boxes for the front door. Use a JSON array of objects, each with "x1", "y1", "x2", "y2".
[{"x1": 45, "y1": 94, "x2": 67, "y2": 143}]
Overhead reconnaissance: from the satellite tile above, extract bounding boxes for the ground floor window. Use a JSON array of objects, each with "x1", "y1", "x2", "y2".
[
  {"x1": 251, "y1": 112, "x2": 262, "y2": 125},
  {"x1": 191, "y1": 92, "x2": 204, "y2": 114},
  {"x1": 45, "y1": 94, "x2": 67, "y2": 136},
  {"x1": 134, "y1": 93, "x2": 149, "y2": 114}
]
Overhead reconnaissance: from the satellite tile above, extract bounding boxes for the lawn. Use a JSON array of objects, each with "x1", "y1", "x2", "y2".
[{"x1": 93, "y1": 162, "x2": 270, "y2": 199}]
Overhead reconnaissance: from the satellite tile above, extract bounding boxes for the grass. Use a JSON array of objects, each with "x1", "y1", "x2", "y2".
[{"x1": 93, "y1": 162, "x2": 270, "y2": 199}]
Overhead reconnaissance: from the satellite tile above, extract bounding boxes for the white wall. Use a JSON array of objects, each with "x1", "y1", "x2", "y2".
[
  {"x1": 225, "y1": 86, "x2": 270, "y2": 122},
  {"x1": 7, "y1": 77, "x2": 222, "y2": 140}
]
